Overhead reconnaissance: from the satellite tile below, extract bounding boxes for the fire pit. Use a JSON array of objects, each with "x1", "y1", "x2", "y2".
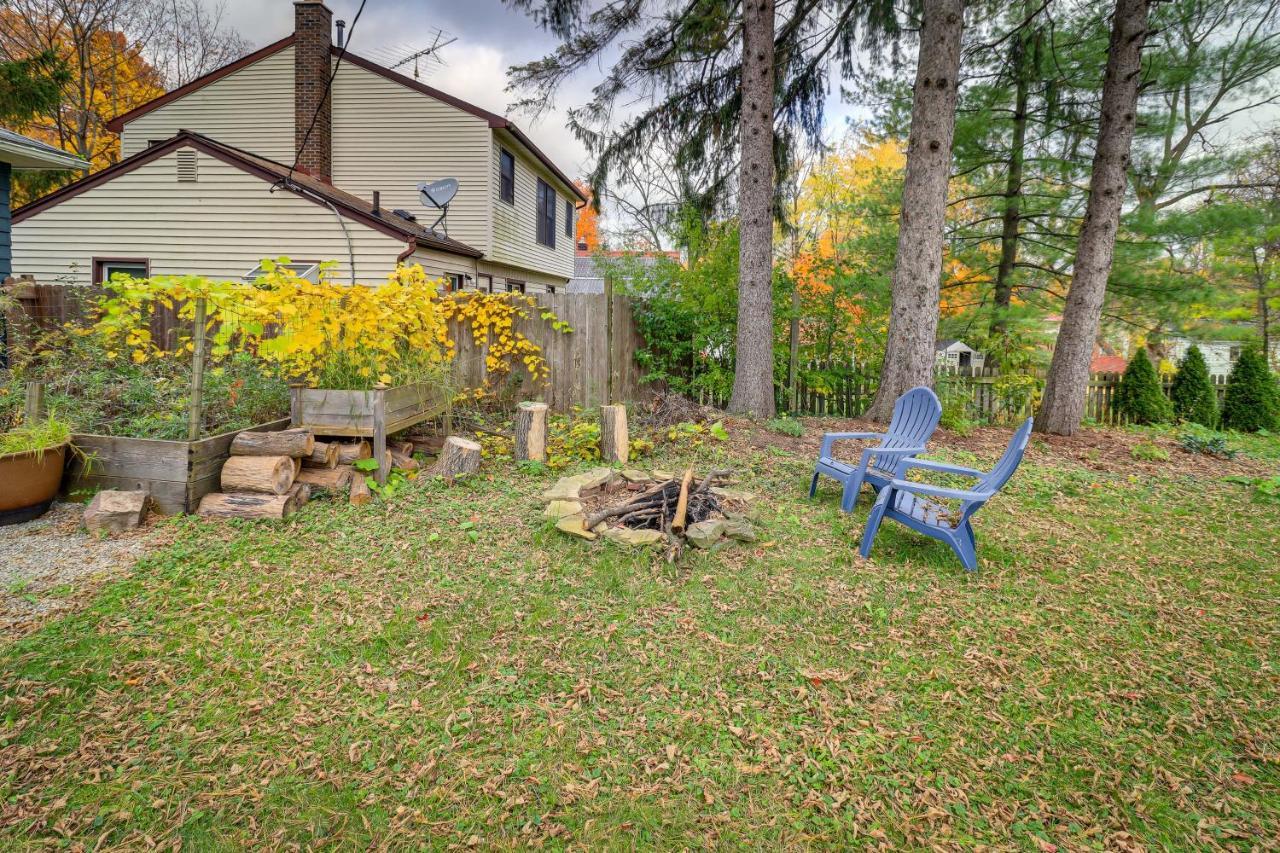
[{"x1": 543, "y1": 467, "x2": 757, "y2": 557}]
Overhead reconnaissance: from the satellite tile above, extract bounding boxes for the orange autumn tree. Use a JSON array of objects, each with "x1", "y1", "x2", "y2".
[
  {"x1": 1, "y1": 5, "x2": 164, "y2": 203},
  {"x1": 574, "y1": 180, "x2": 602, "y2": 251}
]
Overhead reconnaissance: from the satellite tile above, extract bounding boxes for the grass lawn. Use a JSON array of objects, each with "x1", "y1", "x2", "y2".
[{"x1": 1, "y1": 419, "x2": 1277, "y2": 848}]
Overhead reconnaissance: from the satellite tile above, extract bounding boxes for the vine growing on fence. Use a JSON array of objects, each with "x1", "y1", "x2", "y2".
[{"x1": 90, "y1": 260, "x2": 569, "y2": 393}]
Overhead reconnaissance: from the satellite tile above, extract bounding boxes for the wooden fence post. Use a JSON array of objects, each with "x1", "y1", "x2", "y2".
[
  {"x1": 372, "y1": 385, "x2": 388, "y2": 485},
  {"x1": 24, "y1": 381, "x2": 45, "y2": 424},
  {"x1": 188, "y1": 297, "x2": 207, "y2": 441},
  {"x1": 604, "y1": 276, "x2": 615, "y2": 403}
]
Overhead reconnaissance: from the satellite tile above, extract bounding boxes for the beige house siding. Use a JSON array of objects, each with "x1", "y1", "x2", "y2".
[
  {"x1": 330, "y1": 62, "x2": 492, "y2": 253},
  {"x1": 489, "y1": 132, "x2": 575, "y2": 281},
  {"x1": 120, "y1": 46, "x2": 296, "y2": 162},
  {"x1": 477, "y1": 260, "x2": 565, "y2": 294},
  {"x1": 11, "y1": 148, "x2": 411, "y2": 286}
]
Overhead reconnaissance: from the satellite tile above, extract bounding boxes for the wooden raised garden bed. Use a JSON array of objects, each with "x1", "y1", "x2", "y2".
[
  {"x1": 289, "y1": 383, "x2": 451, "y2": 483},
  {"x1": 65, "y1": 418, "x2": 292, "y2": 515}
]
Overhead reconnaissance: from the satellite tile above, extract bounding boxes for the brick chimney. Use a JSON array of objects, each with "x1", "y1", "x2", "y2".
[{"x1": 294, "y1": 0, "x2": 332, "y2": 181}]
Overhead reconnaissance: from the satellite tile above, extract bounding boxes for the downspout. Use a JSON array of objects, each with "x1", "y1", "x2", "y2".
[
  {"x1": 397, "y1": 237, "x2": 418, "y2": 264},
  {"x1": 270, "y1": 179, "x2": 356, "y2": 284}
]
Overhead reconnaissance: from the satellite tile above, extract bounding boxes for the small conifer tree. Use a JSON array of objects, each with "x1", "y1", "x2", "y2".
[
  {"x1": 1221, "y1": 346, "x2": 1280, "y2": 432},
  {"x1": 1169, "y1": 345, "x2": 1218, "y2": 427},
  {"x1": 1114, "y1": 348, "x2": 1173, "y2": 424}
]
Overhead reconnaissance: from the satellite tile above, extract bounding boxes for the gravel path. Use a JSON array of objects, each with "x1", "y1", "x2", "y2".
[{"x1": 0, "y1": 502, "x2": 153, "y2": 635}]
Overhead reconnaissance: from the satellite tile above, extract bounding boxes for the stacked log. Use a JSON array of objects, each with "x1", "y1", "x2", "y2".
[
  {"x1": 199, "y1": 427, "x2": 316, "y2": 520},
  {"x1": 296, "y1": 465, "x2": 355, "y2": 491}
]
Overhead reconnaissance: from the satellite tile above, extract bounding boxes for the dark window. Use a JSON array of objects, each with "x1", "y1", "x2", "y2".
[
  {"x1": 547, "y1": 284, "x2": 557, "y2": 294},
  {"x1": 564, "y1": 199, "x2": 574, "y2": 238},
  {"x1": 499, "y1": 149, "x2": 515, "y2": 204},
  {"x1": 93, "y1": 258, "x2": 149, "y2": 284},
  {"x1": 505, "y1": 279, "x2": 525, "y2": 294},
  {"x1": 445, "y1": 273, "x2": 465, "y2": 292},
  {"x1": 536, "y1": 179, "x2": 556, "y2": 248}
]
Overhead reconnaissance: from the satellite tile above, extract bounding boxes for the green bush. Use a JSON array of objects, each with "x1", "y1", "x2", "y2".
[
  {"x1": 1114, "y1": 349, "x2": 1173, "y2": 425},
  {"x1": 1168, "y1": 345, "x2": 1218, "y2": 427},
  {"x1": 766, "y1": 416, "x2": 804, "y2": 437},
  {"x1": 1220, "y1": 346, "x2": 1280, "y2": 433}
]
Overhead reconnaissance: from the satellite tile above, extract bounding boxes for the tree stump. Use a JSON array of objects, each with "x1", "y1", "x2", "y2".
[
  {"x1": 432, "y1": 436, "x2": 481, "y2": 482},
  {"x1": 600, "y1": 404, "x2": 629, "y2": 464},
  {"x1": 197, "y1": 492, "x2": 293, "y2": 520},
  {"x1": 349, "y1": 474, "x2": 373, "y2": 506},
  {"x1": 514, "y1": 401, "x2": 549, "y2": 463},
  {"x1": 334, "y1": 440, "x2": 371, "y2": 465},
  {"x1": 230, "y1": 428, "x2": 315, "y2": 458},
  {"x1": 84, "y1": 490, "x2": 149, "y2": 534},
  {"x1": 305, "y1": 440, "x2": 339, "y2": 469},
  {"x1": 295, "y1": 465, "x2": 355, "y2": 491},
  {"x1": 220, "y1": 455, "x2": 295, "y2": 495}
]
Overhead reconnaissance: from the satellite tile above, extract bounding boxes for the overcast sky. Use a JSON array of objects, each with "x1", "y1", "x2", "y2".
[{"x1": 217, "y1": 0, "x2": 861, "y2": 181}]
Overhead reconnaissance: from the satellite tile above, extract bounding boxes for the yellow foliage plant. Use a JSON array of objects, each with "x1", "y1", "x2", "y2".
[{"x1": 91, "y1": 259, "x2": 567, "y2": 393}]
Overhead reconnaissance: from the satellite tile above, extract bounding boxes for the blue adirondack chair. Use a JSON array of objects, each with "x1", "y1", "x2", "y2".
[
  {"x1": 859, "y1": 417, "x2": 1033, "y2": 571},
  {"x1": 809, "y1": 386, "x2": 942, "y2": 512}
]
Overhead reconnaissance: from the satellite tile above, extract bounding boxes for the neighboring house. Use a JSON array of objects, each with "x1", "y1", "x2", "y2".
[
  {"x1": 10, "y1": 0, "x2": 585, "y2": 292},
  {"x1": 1164, "y1": 336, "x2": 1280, "y2": 377},
  {"x1": 567, "y1": 245, "x2": 681, "y2": 294},
  {"x1": 0, "y1": 128, "x2": 88, "y2": 280},
  {"x1": 935, "y1": 339, "x2": 985, "y2": 372},
  {"x1": 1089, "y1": 353, "x2": 1128, "y2": 375}
]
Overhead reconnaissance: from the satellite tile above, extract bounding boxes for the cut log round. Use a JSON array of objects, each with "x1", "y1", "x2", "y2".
[
  {"x1": 304, "y1": 440, "x2": 339, "y2": 469},
  {"x1": 230, "y1": 428, "x2": 315, "y2": 458},
  {"x1": 292, "y1": 457, "x2": 302, "y2": 478},
  {"x1": 390, "y1": 449, "x2": 419, "y2": 471},
  {"x1": 600, "y1": 404, "x2": 629, "y2": 464},
  {"x1": 349, "y1": 474, "x2": 373, "y2": 506},
  {"x1": 432, "y1": 436, "x2": 481, "y2": 482},
  {"x1": 197, "y1": 492, "x2": 293, "y2": 520},
  {"x1": 220, "y1": 455, "x2": 295, "y2": 495},
  {"x1": 285, "y1": 482, "x2": 311, "y2": 513},
  {"x1": 395, "y1": 441, "x2": 416, "y2": 456},
  {"x1": 295, "y1": 465, "x2": 355, "y2": 491},
  {"x1": 514, "y1": 401, "x2": 549, "y2": 463},
  {"x1": 334, "y1": 440, "x2": 371, "y2": 465}
]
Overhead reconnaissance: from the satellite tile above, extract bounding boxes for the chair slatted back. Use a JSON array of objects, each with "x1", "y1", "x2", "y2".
[
  {"x1": 976, "y1": 418, "x2": 1034, "y2": 496},
  {"x1": 879, "y1": 387, "x2": 942, "y2": 452}
]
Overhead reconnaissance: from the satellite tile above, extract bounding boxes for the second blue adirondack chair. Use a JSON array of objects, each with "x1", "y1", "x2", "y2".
[
  {"x1": 809, "y1": 386, "x2": 942, "y2": 512},
  {"x1": 859, "y1": 417, "x2": 1033, "y2": 571}
]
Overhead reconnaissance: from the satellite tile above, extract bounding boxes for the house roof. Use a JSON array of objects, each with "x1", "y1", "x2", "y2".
[
  {"x1": 12, "y1": 130, "x2": 483, "y2": 258},
  {"x1": 1090, "y1": 354, "x2": 1128, "y2": 374},
  {"x1": 103, "y1": 36, "x2": 587, "y2": 203},
  {"x1": 0, "y1": 128, "x2": 89, "y2": 171}
]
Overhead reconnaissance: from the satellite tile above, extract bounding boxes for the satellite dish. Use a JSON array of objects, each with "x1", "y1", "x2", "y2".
[
  {"x1": 418, "y1": 178, "x2": 458, "y2": 209},
  {"x1": 417, "y1": 179, "x2": 458, "y2": 237}
]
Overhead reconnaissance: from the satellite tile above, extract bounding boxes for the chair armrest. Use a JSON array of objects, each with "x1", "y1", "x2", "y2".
[
  {"x1": 888, "y1": 478, "x2": 987, "y2": 503},
  {"x1": 896, "y1": 458, "x2": 985, "y2": 478},
  {"x1": 820, "y1": 431, "x2": 885, "y2": 458}
]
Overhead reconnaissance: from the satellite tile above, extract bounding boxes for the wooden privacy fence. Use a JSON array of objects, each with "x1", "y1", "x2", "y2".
[
  {"x1": 3, "y1": 282, "x2": 655, "y2": 411},
  {"x1": 450, "y1": 292, "x2": 651, "y2": 410}
]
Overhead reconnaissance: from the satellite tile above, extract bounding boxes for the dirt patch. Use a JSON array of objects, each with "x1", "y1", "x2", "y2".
[
  {"x1": 0, "y1": 502, "x2": 157, "y2": 639},
  {"x1": 729, "y1": 416, "x2": 1276, "y2": 479}
]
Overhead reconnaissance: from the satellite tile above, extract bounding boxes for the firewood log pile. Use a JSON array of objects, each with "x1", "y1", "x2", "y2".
[
  {"x1": 197, "y1": 429, "x2": 428, "y2": 519},
  {"x1": 544, "y1": 466, "x2": 758, "y2": 559}
]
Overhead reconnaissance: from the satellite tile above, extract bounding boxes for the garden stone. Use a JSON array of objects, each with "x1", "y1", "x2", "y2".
[
  {"x1": 541, "y1": 477, "x2": 583, "y2": 501},
  {"x1": 711, "y1": 487, "x2": 757, "y2": 504},
  {"x1": 620, "y1": 469, "x2": 651, "y2": 484},
  {"x1": 685, "y1": 519, "x2": 726, "y2": 549},
  {"x1": 556, "y1": 514, "x2": 597, "y2": 540},
  {"x1": 575, "y1": 467, "x2": 616, "y2": 494},
  {"x1": 543, "y1": 500, "x2": 583, "y2": 520},
  {"x1": 652, "y1": 469, "x2": 675, "y2": 481},
  {"x1": 84, "y1": 490, "x2": 149, "y2": 535},
  {"x1": 723, "y1": 519, "x2": 758, "y2": 543},
  {"x1": 604, "y1": 527, "x2": 665, "y2": 547}
]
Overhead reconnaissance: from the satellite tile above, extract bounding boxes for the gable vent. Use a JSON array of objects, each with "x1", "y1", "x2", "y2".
[{"x1": 176, "y1": 149, "x2": 198, "y2": 182}]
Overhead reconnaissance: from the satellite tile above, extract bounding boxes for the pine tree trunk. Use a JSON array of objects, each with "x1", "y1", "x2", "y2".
[
  {"x1": 990, "y1": 29, "x2": 1033, "y2": 343},
  {"x1": 866, "y1": 0, "x2": 964, "y2": 422},
  {"x1": 1035, "y1": 0, "x2": 1151, "y2": 436},
  {"x1": 727, "y1": 0, "x2": 777, "y2": 419}
]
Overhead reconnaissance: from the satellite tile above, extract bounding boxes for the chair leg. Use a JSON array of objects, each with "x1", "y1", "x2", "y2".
[
  {"x1": 808, "y1": 470, "x2": 820, "y2": 499},
  {"x1": 840, "y1": 471, "x2": 866, "y2": 513},
  {"x1": 859, "y1": 490, "x2": 890, "y2": 559},
  {"x1": 948, "y1": 525, "x2": 978, "y2": 572}
]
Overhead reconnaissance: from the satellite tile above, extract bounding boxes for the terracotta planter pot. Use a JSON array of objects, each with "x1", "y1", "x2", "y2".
[{"x1": 0, "y1": 443, "x2": 68, "y2": 525}]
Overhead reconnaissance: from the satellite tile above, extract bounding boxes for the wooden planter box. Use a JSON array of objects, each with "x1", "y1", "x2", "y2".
[
  {"x1": 65, "y1": 418, "x2": 292, "y2": 515},
  {"x1": 289, "y1": 383, "x2": 451, "y2": 482}
]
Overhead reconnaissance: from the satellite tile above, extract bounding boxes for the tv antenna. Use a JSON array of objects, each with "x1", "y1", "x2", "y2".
[
  {"x1": 377, "y1": 29, "x2": 457, "y2": 80},
  {"x1": 418, "y1": 178, "x2": 458, "y2": 237}
]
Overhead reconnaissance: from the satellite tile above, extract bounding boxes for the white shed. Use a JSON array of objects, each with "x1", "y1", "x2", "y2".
[{"x1": 935, "y1": 339, "x2": 986, "y2": 372}]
